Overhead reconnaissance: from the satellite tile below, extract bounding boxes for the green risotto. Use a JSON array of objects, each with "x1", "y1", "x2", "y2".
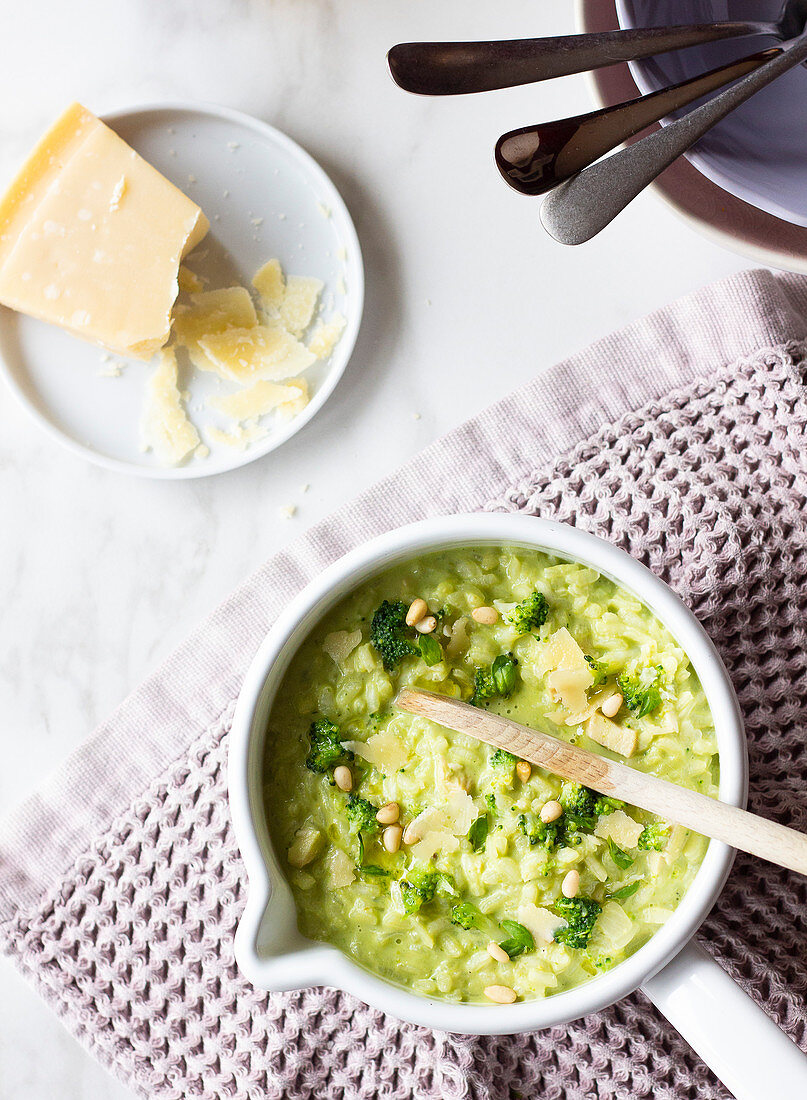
[{"x1": 263, "y1": 546, "x2": 718, "y2": 1004}]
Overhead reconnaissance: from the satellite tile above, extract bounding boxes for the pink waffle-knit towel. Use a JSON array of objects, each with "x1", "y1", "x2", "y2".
[{"x1": 2, "y1": 268, "x2": 807, "y2": 1100}]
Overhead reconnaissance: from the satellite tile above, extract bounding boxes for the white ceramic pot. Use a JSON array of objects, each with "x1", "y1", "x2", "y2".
[{"x1": 229, "y1": 514, "x2": 807, "y2": 1098}]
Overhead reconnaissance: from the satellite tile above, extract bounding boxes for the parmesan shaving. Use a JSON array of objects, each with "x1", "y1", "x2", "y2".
[
  {"x1": 140, "y1": 348, "x2": 199, "y2": 465},
  {"x1": 516, "y1": 902, "x2": 566, "y2": 944},
  {"x1": 410, "y1": 831, "x2": 460, "y2": 863},
  {"x1": 197, "y1": 324, "x2": 316, "y2": 384},
  {"x1": 586, "y1": 712, "x2": 637, "y2": 757},
  {"x1": 252, "y1": 258, "x2": 285, "y2": 310},
  {"x1": 280, "y1": 274, "x2": 323, "y2": 336},
  {"x1": 208, "y1": 379, "x2": 302, "y2": 421},
  {"x1": 594, "y1": 809, "x2": 644, "y2": 849},
  {"x1": 341, "y1": 729, "x2": 409, "y2": 776}
]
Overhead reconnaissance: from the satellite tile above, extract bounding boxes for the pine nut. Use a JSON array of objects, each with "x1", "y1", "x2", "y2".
[
  {"x1": 472, "y1": 606, "x2": 499, "y2": 625},
  {"x1": 333, "y1": 765, "x2": 353, "y2": 792},
  {"x1": 406, "y1": 598, "x2": 428, "y2": 626},
  {"x1": 515, "y1": 761, "x2": 532, "y2": 783},
  {"x1": 561, "y1": 869, "x2": 580, "y2": 898},
  {"x1": 487, "y1": 942, "x2": 510, "y2": 964},
  {"x1": 601, "y1": 692, "x2": 623, "y2": 718},
  {"x1": 376, "y1": 802, "x2": 400, "y2": 825},
  {"x1": 402, "y1": 821, "x2": 420, "y2": 845},
  {"x1": 484, "y1": 984, "x2": 517, "y2": 1004},
  {"x1": 415, "y1": 615, "x2": 437, "y2": 634},
  {"x1": 382, "y1": 825, "x2": 402, "y2": 853},
  {"x1": 540, "y1": 800, "x2": 563, "y2": 824}
]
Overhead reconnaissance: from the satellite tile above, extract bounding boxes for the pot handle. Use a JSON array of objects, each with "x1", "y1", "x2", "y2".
[{"x1": 641, "y1": 939, "x2": 807, "y2": 1098}]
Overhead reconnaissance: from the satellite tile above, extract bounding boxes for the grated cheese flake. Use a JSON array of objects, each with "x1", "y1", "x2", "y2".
[
  {"x1": 198, "y1": 325, "x2": 316, "y2": 384},
  {"x1": 280, "y1": 274, "x2": 323, "y2": 336},
  {"x1": 594, "y1": 809, "x2": 644, "y2": 849},
  {"x1": 140, "y1": 348, "x2": 199, "y2": 465},
  {"x1": 252, "y1": 258, "x2": 285, "y2": 311},
  {"x1": 323, "y1": 629, "x2": 363, "y2": 668},
  {"x1": 341, "y1": 729, "x2": 409, "y2": 776},
  {"x1": 308, "y1": 313, "x2": 346, "y2": 359},
  {"x1": 208, "y1": 378, "x2": 303, "y2": 422}
]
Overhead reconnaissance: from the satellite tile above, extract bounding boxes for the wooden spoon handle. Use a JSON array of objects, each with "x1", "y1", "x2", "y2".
[{"x1": 396, "y1": 688, "x2": 807, "y2": 877}]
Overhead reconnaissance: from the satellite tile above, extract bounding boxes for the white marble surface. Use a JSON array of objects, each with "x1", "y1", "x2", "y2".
[{"x1": 0, "y1": 2, "x2": 752, "y2": 1097}]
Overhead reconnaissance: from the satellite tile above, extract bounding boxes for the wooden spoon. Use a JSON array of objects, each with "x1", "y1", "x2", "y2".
[{"x1": 395, "y1": 687, "x2": 807, "y2": 877}]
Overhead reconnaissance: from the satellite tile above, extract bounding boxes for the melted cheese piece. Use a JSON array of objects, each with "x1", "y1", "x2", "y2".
[
  {"x1": 0, "y1": 103, "x2": 208, "y2": 359},
  {"x1": 208, "y1": 378, "x2": 304, "y2": 422},
  {"x1": 279, "y1": 274, "x2": 323, "y2": 336},
  {"x1": 341, "y1": 729, "x2": 409, "y2": 776},
  {"x1": 197, "y1": 324, "x2": 316, "y2": 384},
  {"x1": 324, "y1": 847, "x2": 355, "y2": 888},
  {"x1": 410, "y1": 831, "x2": 460, "y2": 863},
  {"x1": 323, "y1": 629, "x2": 363, "y2": 668},
  {"x1": 140, "y1": 348, "x2": 199, "y2": 465},
  {"x1": 308, "y1": 313, "x2": 346, "y2": 359},
  {"x1": 594, "y1": 809, "x2": 644, "y2": 849}
]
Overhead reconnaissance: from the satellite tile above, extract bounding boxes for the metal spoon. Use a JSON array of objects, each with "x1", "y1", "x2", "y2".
[
  {"x1": 387, "y1": 14, "x2": 798, "y2": 97},
  {"x1": 540, "y1": 27, "x2": 807, "y2": 245},
  {"x1": 496, "y1": 47, "x2": 777, "y2": 197}
]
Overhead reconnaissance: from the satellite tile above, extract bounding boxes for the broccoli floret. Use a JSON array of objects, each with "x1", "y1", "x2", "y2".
[
  {"x1": 471, "y1": 654, "x2": 518, "y2": 706},
  {"x1": 553, "y1": 896, "x2": 602, "y2": 949},
  {"x1": 345, "y1": 795, "x2": 379, "y2": 835},
  {"x1": 370, "y1": 600, "x2": 418, "y2": 671},
  {"x1": 305, "y1": 718, "x2": 350, "y2": 773},
  {"x1": 518, "y1": 811, "x2": 562, "y2": 851},
  {"x1": 397, "y1": 868, "x2": 456, "y2": 915},
  {"x1": 485, "y1": 793, "x2": 497, "y2": 816},
  {"x1": 507, "y1": 591, "x2": 550, "y2": 634},
  {"x1": 471, "y1": 667, "x2": 496, "y2": 705},
  {"x1": 451, "y1": 901, "x2": 484, "y2": 930},
  {"x1": 489, "y1": 748, "x2": 518, "y2": 786},
  {"x1": 557, "y1": 782, "x2": 621, "y2": 834},
  {"x1": 638, "y1": 821, "x2": 670, "y2": 851},
  {"x1": 617, "y1": 666, "x2": 664, "y2": 718},
  {"x1": 558, "y1": 782, "x2": 600, "y2": 832},
  {"x1": 584, "y1": 654, "x2": 608, "y2": 688}
]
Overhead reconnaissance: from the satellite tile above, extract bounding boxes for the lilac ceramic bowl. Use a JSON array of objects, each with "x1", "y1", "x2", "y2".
[{"x1": 617, "y1": 0, "x2": 807, "y2": 227}]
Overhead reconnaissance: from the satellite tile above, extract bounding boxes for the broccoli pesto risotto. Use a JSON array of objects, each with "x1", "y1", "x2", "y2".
[{"x1": 263, "y1": 546, "x2": 718, "y2": 1004}]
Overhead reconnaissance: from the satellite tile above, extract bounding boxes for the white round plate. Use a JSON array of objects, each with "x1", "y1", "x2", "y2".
[{"x1": 0, "y1": 102, "x2": 364, "y2": 478}]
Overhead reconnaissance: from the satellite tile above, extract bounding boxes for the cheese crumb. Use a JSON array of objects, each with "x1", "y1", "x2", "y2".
[
  {"x1": 207, "y1": 423, "x2": 269, "y2": 451},
  {"x1": 308, "y1": 314, "x2": 346, "y2": 360},
  {"x1": 278, "y1": 503, "x2": 297, "y2": 520}
]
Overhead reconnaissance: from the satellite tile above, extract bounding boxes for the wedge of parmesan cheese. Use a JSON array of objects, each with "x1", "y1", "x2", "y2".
[
  {"x1": 140, "y1": 348, "x2": 199, "y2": 465},
  {"x1": 308, "y1": 313, "x2": 346, "y2": 359},
  {"x1": 594, "y1": 809, "x2": 644, "y2": 849},
  {"x1": 323, "y1": 629, "x2": 363, "y2": 668},
  {"x1": 208, "y1": 378, "x2": 303, "y2": 422},
  {"x1": 586, "y1": 712, "x2": 637, "y2": 758},
  {"x1": 279, "y1": 274, "x2": 323, "y2": 336},
  {"x1": 517, "y1": 902, "x2": 566, "y2": 945},
  {"x1": 341, "y1": 729, "x2": 409, "y2": 776},
  {"x1": 197, "y1": 324, "x2": 316, "y2": 384},
  {"x1": 252, "y1": 258, "x2": 285, "y2": 311}
]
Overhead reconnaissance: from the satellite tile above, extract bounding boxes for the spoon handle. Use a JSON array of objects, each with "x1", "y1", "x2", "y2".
[
  {"x1": 540, "y1": 32, "x2": 807, "y2": 245},
  {"x1": 396, "y1": 688, "x2": 807, "y2": 877},
  {"x1": 496, "y1": 48, "x2": 777, "y2": 196},
  {"x1": 388, "y1": 23, "x2": 775, "y2": 96}
]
